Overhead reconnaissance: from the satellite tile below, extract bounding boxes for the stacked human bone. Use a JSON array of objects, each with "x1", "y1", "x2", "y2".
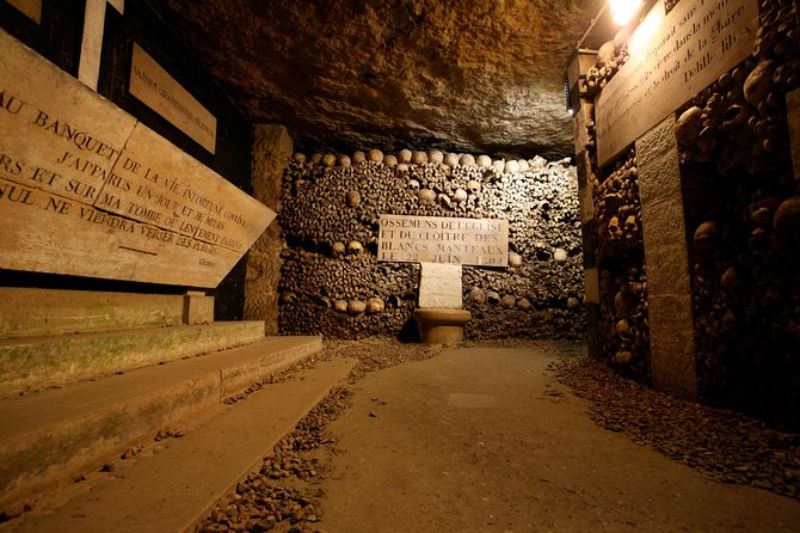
[
  {"x1": 591, "y1": 149, "x2": 651, "y2": 380},
  {"x1": 279, "y1": 149, "x2": 585, "y2": 340},
  {"x1": 676, "y1": 0, "x2": 800, "y2": 427}
]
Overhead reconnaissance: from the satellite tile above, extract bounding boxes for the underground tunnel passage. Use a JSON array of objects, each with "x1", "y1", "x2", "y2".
[{"x1": 0, "y1": 0, "x2": 799, "y2": 530}]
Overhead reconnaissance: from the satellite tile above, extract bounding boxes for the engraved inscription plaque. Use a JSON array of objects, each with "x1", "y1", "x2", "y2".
[
  {"x1": 596, "y1": 0, "x2": 757, "y2": 166},
  {"x1": 378, "y1": 214, "x2": 509, "y2": 267},
  {"x1": 0, "y1": 30, "x2": 275, "y2": 288},
  {"x1": 129, "y1": 43, "x2": 218, "y2": 154}
]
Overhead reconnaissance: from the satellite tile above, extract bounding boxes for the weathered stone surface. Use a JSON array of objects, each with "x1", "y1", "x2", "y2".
[
  {"x1": 635, "y1": 116, "x2": 696, "y2": 400},
  {"x1": 647, "y1": 294, "x2": 697, "y2": 400},
  {"x1": 0, "y1": 30, "x2": 274, "y2": 288},
  {"x1": 150, "y1": 0, "x2": 600, "y2": 158},
  {"x1": 245, "y1": 125, "x2": 292, "y2": 335},
  {"x1": 0, "y1": 288, "x2": 189, "y2": 338},
  {"x1": 418, "y1": 263, "x2": 462, "y2": 309},
  {"x1": 635, "y1": 115, "x2": 682, "y2": 206}
]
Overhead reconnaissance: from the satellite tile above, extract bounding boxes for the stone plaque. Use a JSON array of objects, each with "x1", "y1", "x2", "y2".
[
  {"x1": 596, "y1": 0, "x2": 758, "y2": 166},
  {"x1": 378, "y1": 214, "x2": 508, "y2": 267},
  {"x1": 6, "y1": 0, "x2": 41, "y2": 23},
  {"x1": 129, "y1": 43, "x2": 217, "y2": 154},
  {"x1": 418, "y1": 263, "x2": 463, "y2": 309},
  {"x1": 0, "y1": 30, "x2": 275, "y2": 288}
]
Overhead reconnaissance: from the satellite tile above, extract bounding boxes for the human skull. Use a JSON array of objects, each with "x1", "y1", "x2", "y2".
[
  {"x1": 352, "y1": 151, "x2": 366, "y2": 163},
  {"x1": 408, "y1": 179, "x2": 421, "y2": 191},
  {"x1": 347, "y1": 241, "x2": 363, "y2": 254},
  {"x1": 693, "y1": 221, "x2": 721, "y2": 252},
  {"x1": 345, "y1": 190, "x2": 361, "y2": 207},
  {"x1": 429, "y1": 150, "x2": 444, "y2": 164},
  {"x1": 399, "y1": 149, "x2": 412, "y2": 163},
  {"x1": 459, "y1": 154, "x2": 476, "y2": 167},
  {"x1": 608, "y1": 216, "x2": 623, "y2": 241},
  {"x1": 476, "y1": 155, "x2": 492, "y2": 167},
  {"x1": 418, "y1": 189, "x2": 436, "y2": 204},
  {"x1": 366, "y1": 297, "x2": 385, "y2": 314},
  {"x1": 367, "y1": 149, "x2": 383, "y2": 163},
  {"x1": 504, "y1": 160, "x2": 520, "y2": 174},
  {"x1": 624, "y1": 215, "x2": 639, "y2": 236},
  {"x1": 412, "y1": 151, "x2": 428, "y2": 165},
  {"x1": 466, "y1": 180, "x2": 481, "y2": 194},
  {"x1": 331, "y1": 241, "x2": 346, "y2": 256}
]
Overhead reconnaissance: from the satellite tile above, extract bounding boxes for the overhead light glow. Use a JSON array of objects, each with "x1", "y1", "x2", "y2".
[{"x1": 609, "y1": 0, "x2": 643, "y2": 26}]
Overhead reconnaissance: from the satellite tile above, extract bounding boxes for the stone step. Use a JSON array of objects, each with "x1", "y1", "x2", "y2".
[
  {"x1": 0, "y1": 287, "x2": 214, "y2": 339},
  {"x1": 8, "y1": 356, "x2": 353, "y2": 533},
  {"x1": 0, "y1": 321, "x2": 267, "y2": 396},
  {"x1": 0, "y1": 335, "x2": 323, "y2": 513}
]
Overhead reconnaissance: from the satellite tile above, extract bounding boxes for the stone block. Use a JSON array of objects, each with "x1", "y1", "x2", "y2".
[
  {"x1": 636, "y1": 116, "x2": 683, "y2": 207},
  {"x1": 584, "y1": 268, "x2": 599, "y2": 304},
  {"x1": 643, "y1": 242, "x2": 691, "y2": 297},
  {"x1": 640, "y1": 194, "x2": 688, "y2": 249},
  {"x1": 414, "y1": 308, "x2": 471, "y2": 345},
  {"x1": 0, "y1": 288, "x2": 185, "y2": 339},
  {"x1": 573, "y1": 107, "x2": 590, "y2": 155},
  {"x1": 418, "y1": 263, "x2": 463, "y2": 309},
  {"x1": 580, "y1": 181, "x2": 594, "y2": 224},
  {"x1": 647, "y1": 294, "x2": 697, "y2": 400},
  {"x1": 0, "y1": 321, "x2": 266, "y2": 397},
  {"x1": 183, "y1": 291, "x2": 214, "y2": 325}
]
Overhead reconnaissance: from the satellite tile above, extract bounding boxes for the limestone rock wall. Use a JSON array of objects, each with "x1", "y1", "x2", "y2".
[
  {"x1": 146, "y1": 0, "x2": 600, "y2": 158},
  {"x1": 245, "y1": 125, "x2": 293, "y2": 335},
  {"x1": 278, "y1": 151, "x2": 585, "y2": 340}
]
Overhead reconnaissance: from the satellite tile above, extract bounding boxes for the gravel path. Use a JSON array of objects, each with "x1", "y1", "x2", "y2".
[
  {"x1": 197, "y1": 341, "x2": 800, "y2": 531},
  {"x1": 552, "y1": 356, "x2": 800, "y2": 500}
]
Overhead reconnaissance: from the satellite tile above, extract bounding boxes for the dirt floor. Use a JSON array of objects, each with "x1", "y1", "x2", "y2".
[{"x1": 311, "y1": 342, "x2": 800, "y2": 532}]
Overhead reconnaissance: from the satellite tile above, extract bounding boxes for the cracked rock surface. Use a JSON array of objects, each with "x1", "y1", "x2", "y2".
[{"x1": 147, "y1": 0, "x2": 600, "y2": 158}]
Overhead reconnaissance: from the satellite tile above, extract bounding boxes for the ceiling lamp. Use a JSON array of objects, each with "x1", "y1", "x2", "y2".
[{"x1": 609, "y1": 0, "x2": 643, "y2": 25}]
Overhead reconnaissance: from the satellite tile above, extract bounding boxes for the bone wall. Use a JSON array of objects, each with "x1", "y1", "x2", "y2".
[
  {"x1": 677, "y1": 0, "x2": 800, "y2": 427},
  {"x1": 573, "y1": 0, "x2": 800, "y2": 425},
  {"x1": 278, "y1": 151, "x2": 586, "y2": 340}
]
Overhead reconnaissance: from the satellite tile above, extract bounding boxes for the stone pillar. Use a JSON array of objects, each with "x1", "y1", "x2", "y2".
[
  {"x1": 245, "y1": 125, "x2": 292, "y2": 335},
  {"x1": 569, "y1": 49, "x2": 600, "y2": 358},
  {"x1": 635, "y1": 116, "x2": 697, "y2": 400}
]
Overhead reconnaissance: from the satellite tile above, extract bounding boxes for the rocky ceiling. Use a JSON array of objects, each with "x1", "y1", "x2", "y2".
[{"x1": 149, "y1": 0, "x2": 601, "y2": 159}]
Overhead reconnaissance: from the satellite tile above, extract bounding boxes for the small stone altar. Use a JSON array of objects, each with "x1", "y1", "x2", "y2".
[{"x1": 378, "y1": 214, "x2": 509, "y2": 344}]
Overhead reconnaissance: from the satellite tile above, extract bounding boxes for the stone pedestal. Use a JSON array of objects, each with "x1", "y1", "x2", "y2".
[
  {"x1": 183, "y1": 291, "x2": 214, "y2": 325},
  {"x1": 414, "y1": 308, "x2": 472, "y2": 344},
  {"x1": 415, "y1": 263, "x2": 471, "y2": 344}
]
